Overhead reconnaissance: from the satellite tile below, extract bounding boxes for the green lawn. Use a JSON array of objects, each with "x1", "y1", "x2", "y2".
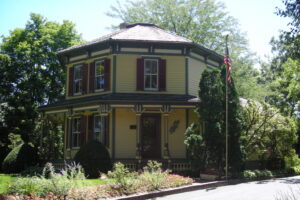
[
  {"x1": 0, "y1": 174, "x2": 18, "y2": 194},
  {"x1": 0, "y1": 174, "x2": 106, "y2": 194}
]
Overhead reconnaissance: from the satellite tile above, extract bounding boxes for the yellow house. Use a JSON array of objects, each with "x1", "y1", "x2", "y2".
[{"x1": 39, "y1": 23, "x2": 223, "y2": 171}]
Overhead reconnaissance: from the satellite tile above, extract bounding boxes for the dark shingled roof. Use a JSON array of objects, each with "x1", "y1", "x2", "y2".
[
  {"x1": 39, "y1": 93, "x2": 198, "y2": 111},
  {"x1": 59, "y1": 23, "x2": 192, "y2": 54}
]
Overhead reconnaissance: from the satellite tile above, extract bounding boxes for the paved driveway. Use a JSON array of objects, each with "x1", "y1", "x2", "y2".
[{"x1": 155, "y1": 176, "x2": 300, "y2": 200}]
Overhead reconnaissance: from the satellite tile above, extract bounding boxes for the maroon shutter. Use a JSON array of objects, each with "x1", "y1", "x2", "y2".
[
  {"x1": 88, "y1": 115, "x2": 94, "y2": 141},
  {"x1": 104, "y1": 116, "x2": 109, "y2": 147},
  {"x1": 82, "y1": 64, "x2": 88, "y2": 94},
  {"x1": 104, "y1": 59, "x2": 111, "y2": 91},
  {"x1": 89, "y1": 62, "x2": 95, "y2": 93},
  {"x1": 68, "y1": 67, "x2": 74, "y2": 96},
  {"x1": 66, "y1": 118, "x2": 70, "y2": 148},
  {"x1": 136, "y1": 58, "x2": 144, "y2": 91},
  {"x1": 159, "y1": 59, "x2": 166, "y2": 91},
  {"x1": 80, "y1": 116, "x2": 86, "y2": 146}
]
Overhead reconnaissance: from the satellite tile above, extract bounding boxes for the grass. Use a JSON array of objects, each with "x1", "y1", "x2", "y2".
[
  {"x1": 0, "y1": 174, "x2": 106, "y2": 194},
  {"x1": 0, "y1": 174, "x2": 18, "y2": 194}
]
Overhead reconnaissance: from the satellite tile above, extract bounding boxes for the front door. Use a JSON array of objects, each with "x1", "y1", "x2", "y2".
[{"x1": 141, "y1": 114, "x2": 161, "y2": 159}]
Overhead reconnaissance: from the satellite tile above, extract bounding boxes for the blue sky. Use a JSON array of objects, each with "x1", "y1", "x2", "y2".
[{"x1": 0, "y1": 0, "x2": 290, "y2": 61}]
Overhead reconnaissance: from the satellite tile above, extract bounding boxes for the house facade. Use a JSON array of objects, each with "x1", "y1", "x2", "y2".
[{"x1": 40, "y1": 23, "x2": 223, "y2": 171}]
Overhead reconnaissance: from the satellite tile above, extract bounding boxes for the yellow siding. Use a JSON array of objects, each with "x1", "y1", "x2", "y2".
[
  {"x1": 168, "y1": 109, "x2": 186, "y2": 158},
  {"x1": 188, "y1": 109, "x2": 199, "y2": 124},
  {"x1": 115, "y1": 108, "x2": 136, "y2": 158},
  {"x1": 116, "y1": 54, "x2": 185, "y2": 94},
  {"x1": 188, "y1": 57, "x2": 206, "y2": 96}
]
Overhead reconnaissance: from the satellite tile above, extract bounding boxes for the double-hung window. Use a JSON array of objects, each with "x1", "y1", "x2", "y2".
[
  {"x1": 144, "y1": 59, "x2": 158, "y2": 90},
  {"x1": 72, "y1": 118, "x2": 81, "y2": 148},
  {"x1": 95, "y1": 61, "x2": 105, "y2": 91},
  {"x1": 94, "y1": 115, "x2": 105, "y2": 143},
  {"x1": 74, "y1": 65, "x2": 83, "y2": 95}
]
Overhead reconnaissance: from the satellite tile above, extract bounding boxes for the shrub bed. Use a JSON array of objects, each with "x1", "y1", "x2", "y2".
[
  {"x1": 4, "y1": 161, "x2": 193, "y2": 199},
  {"x1": 241, "y1": 167, "x2": 300, "y2": 180}
]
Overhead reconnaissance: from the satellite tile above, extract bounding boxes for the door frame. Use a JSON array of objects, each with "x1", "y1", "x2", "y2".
[{"x1": 141, "y1": 113, "x2": 161, "y2": 159}]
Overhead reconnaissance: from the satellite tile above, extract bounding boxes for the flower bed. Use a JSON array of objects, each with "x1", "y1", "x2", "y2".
[{"x1": 1, "y1": 161, "x2": 193, "y2": 200}]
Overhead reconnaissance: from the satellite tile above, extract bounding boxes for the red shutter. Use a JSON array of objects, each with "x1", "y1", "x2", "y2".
[
  {"x1": 136, "y1": 58, "x2": 144, "y2": 91},
  {"x1": 88, "y1": 115, "x2": 94, "y2": 141},
  {"x1": 82, "y1": 64, "x2": 88, "y2": 94},
  {"x1": 66, "y1": 118, "x2": 70, "y2": 148},
  {"x1": 68, "y1": 67, "x2": 74, "y2": 96},
  {"x1": 89, "y1": 62, "x2": 95, "y2": 93},
  {"x1": 80, "y1": 116, "x2": 86, "y2": 146},
  {"x1": 104, "y1": 59, "x2": 111, "y2": 91},
  {"x1": 159, "y1": 59, "x2": 166, "y2": 91},
  {"x1": 104, "y1": 116, "x2": 110, "y2": 147}
]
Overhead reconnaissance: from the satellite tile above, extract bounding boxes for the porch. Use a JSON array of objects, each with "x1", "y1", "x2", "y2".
[{"x1": 40, "y1": 93, "x2": 199, "y2": 172}]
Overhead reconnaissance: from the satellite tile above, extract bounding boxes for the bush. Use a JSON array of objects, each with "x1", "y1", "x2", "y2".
[
  {"x1": 20, "y1": 166, "x2": 44, "y2": 177},
  {"x1": 74, "y1": 140, "x2": 112, "y2": 178},
  {"x1": 241, "y1": 169, "x2": 273, "y2": 179},
  {"x1": 2, "y1": 143, "x2": 39, "y2": 173}
]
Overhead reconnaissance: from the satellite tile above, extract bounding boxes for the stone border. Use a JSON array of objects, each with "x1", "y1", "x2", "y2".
[{"x1": 113, "y1": 180, "x2": 228, "y2": 200}]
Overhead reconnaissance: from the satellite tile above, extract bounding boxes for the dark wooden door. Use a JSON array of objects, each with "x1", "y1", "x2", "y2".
[{"x1": 141, "y1": 114, "x2": 161, "y2": 159}]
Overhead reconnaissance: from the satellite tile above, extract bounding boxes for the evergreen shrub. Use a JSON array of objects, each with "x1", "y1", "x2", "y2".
[
  {"x1": 2, "y1": 143, "x2": 39, "y2": 173},
  {"x1": 74, "y1": 140, "x2": 112, "y2": 178}
]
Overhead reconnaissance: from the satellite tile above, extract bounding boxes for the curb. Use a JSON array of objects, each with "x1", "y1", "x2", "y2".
[{"x1": 114, "y1": 180, "x2": 228, "y2": 200}]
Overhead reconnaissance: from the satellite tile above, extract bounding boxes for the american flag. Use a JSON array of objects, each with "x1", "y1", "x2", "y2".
[{"x1": 224, "y1": 55, "x2": 232, "y2": 83}]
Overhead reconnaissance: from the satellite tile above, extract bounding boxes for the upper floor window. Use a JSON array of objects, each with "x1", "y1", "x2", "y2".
[
  {"x1": 95, "y1": 60, "x2": 105, "y2": 91},
  {"x1": 74, "y1": 65, "x2": 83, "y2": 95},
  {"x1": 144, "y1": 59, "x2": 158, "y2": 91},
  {"x1": 72, "y1": 118, "x2": 81, "y2": 148},
  {"x1": 137, "y1": 58, "x2": 166, "y2": 91}
]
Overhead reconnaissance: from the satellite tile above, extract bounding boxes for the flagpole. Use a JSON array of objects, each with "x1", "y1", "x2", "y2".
[{"x1": 225, "y1": 35, "x2": 229, "y2": 181}]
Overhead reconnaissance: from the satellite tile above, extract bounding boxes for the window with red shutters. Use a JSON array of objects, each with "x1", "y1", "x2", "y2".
[{"x1": 137, "y1": 58, "x2": 166, "y2": 91}]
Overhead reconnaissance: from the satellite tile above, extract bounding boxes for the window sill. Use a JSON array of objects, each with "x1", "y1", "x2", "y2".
[
  {"x1": 95, "y1": 89, "x2": 105, "y2": 93},
  {"x1": 144, "y1": 88, "x2": 159, "y2": 91},
  {"x1": 73, "y1": 92, "x2": 82, "y2": 96}
]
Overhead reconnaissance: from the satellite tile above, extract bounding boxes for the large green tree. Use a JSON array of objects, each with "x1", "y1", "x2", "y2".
[
  {"x1": 107, "y1": 0, "x2": 271, "y2": 101},
  {"x1": 0, "y1": 13, "x2": 81, "y2": 150}
]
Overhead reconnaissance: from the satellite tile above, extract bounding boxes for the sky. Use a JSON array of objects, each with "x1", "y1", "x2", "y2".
[{"x1": 0, "y1": 0, "x2": 290, "y2": 62}]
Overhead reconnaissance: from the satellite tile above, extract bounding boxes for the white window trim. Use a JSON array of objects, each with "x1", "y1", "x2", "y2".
[
  {"x1": 72, "y1": 117, "x2": 81, "y2": 149},
  {"x1": 144, "y1": 59, "x2": 159, "y2": 91},
  {"x1": 73, "y1": 65, "x2": 83, "y2": 96},
  {"x1": 95, "y1": 60, "x2": 105, "y2": 92}
]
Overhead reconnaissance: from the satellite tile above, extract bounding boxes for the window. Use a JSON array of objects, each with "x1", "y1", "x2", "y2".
[
  {"x1": 95, "y1": 61, "x2": 105, "y2": 91},
  {"x1": 72, "y1": 118, "x2": 81, "y2": 148},
  {"x1": 94, "y1": 115, "x2": 105, "y2": 143},
  {"x1": 74, "y1": 65, "x2": 83, "y2": 94},
  {"x1": 144, "y1": 59, "x2": 158, "y2": 90}
]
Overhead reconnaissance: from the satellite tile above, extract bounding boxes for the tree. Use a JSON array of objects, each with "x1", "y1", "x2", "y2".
[
  {"x1": 242, "y1": 99, "x2": 297, "y2": 169},
  {"x1": 185, "y1": 67, "x2": 244, "y2": 175},
  {"x1": 0, "y1": 13, "x2": 81, "y2": 153},
  {"x1": 107, "y1": 0, "x2": 271, "y2": 102},
  {"x1": 107, "y1": 0, "x2": 248, "y2": 57}
]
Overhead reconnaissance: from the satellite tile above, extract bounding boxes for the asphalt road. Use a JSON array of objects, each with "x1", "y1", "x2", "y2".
[{"x1": 154, "y1": 176, "x2": 300, "y2": 200}]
